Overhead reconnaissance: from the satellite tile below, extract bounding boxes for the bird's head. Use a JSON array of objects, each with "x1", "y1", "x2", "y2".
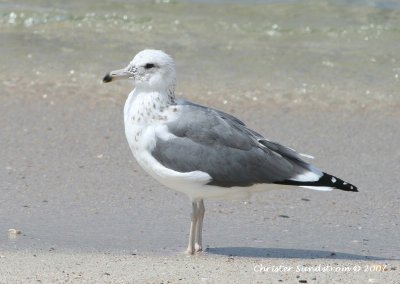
[{"x1": 103, "y1": 49, "x2": 176, "y2": 93}]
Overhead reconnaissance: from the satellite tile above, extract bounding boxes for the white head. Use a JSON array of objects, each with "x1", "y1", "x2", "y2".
[{"x1": 103, "y1": 49, "x2": 176, "y2": 93}]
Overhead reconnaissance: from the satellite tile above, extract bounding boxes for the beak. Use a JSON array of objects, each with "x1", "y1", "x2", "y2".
[{"x1": 103, "y1": 68, "x2": 133, "y2": 83}]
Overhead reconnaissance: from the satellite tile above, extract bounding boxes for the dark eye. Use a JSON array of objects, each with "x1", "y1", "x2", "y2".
[{"x1": 144, "y1": 63, "x2": 155, "y2": 69}]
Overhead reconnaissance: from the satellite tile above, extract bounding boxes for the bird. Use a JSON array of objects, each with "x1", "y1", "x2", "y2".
[{"x1": 103, "y1": 49, "x2": 358, "y2": 254}]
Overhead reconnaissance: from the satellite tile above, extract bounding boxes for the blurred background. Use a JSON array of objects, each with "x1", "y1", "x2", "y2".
[{"x1": 2, "y1": 0, "x2": 400, "y2": 109}]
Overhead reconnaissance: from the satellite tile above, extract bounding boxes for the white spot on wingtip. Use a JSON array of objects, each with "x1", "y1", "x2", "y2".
[{"x1": 331, "y1": 177, "x2": 336, "y2": 183}]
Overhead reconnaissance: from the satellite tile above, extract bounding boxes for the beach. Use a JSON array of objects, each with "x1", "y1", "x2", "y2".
[
  {"x1": 1, "y1": 251, "x2": 398, "y2": 283},
  {"x1": 1, "y1": 0, "x2": 399, "y2": 282}
]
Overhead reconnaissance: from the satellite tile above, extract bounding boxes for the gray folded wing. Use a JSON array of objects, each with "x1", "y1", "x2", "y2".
[{"x1": 152, "y1": 104, "x2": 317, "y2": 187}]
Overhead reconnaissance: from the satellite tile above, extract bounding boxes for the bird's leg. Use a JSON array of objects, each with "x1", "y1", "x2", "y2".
[
  {"x1": 194, "y1": 199, "x2": 205, "y2": 252},
  {"x1": 185, "y1": 201, "x2": 198, "y2": 255}
]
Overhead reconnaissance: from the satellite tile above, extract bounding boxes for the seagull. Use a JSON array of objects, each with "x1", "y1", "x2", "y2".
[{"x1": 103, "y1": 49, "x2": 358, "y2": 254}]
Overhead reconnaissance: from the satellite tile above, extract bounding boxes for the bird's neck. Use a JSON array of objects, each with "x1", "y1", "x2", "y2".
[
  {"x1": 133, "y1": 88, "x2": 175, "y2": 109},
  {"x1": 124, "y1": 88, "x2": 176, "y2": 127},
  {"x1": 134, "y1": 85, "x2": 176, "y2": 106}
]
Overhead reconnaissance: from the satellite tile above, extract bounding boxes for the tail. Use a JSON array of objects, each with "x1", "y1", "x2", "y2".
[{"x1": 275, "y1": 172, "x2": 358, "y2": 192}]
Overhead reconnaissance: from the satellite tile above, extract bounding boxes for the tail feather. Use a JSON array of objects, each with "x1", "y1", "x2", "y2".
[{"x1": 275, "y1": 172, "x2": 358, "y2": 192}]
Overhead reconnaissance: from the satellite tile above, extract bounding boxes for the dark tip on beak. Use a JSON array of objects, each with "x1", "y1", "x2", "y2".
[{"x1": 103, "y1": 73, "x2": 113, "y2": 83}]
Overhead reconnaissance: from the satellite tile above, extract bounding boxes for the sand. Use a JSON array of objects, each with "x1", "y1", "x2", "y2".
[
  {"x1": 0, "y1": 251, "x2": 398, "y2": 283},
  {"x1": 1, "y1": 82, "x2": 399, "y2": 283},
  {"x1": 1, "y1": 1, "x2": 400, "y2": 282}
]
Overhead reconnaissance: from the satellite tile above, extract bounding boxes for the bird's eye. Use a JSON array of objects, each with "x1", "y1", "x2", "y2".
[{"x1": 144, "y1": 63, "x2": 155, "y2": 69}]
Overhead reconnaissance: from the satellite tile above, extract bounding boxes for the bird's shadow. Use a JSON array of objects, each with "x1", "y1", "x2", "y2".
[{"x1": 206, "y1": 247, "x2": 394, "y2": 260}]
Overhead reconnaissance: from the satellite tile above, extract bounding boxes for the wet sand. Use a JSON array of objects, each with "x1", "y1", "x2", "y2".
[{"x1": 1, "y1": 0, "x2": 400, "y2": 282}]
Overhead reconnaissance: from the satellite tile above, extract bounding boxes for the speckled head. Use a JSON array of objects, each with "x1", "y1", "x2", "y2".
[{"x1": 103, "y1": 49, "x2": 176, "y2": 93}]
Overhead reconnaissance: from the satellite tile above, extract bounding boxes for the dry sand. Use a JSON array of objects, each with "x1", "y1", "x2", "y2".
[{"x1": 0, "y1": 251, "x2": 398, "y2": 283}]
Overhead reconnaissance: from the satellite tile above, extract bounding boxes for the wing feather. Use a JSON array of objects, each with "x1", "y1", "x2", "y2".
[{"x1": 152, "y1": 104, "x2": 319, "y2": 187}]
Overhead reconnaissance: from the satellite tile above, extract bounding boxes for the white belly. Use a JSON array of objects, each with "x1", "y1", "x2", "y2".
[{"x1": 125, "y1": 119, "x2": 216, "y2": 200}]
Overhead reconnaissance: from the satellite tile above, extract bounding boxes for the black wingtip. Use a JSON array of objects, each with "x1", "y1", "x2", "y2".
[
  {"x1": 339, "y1": 183, "x2": 358, "y2": 192},
  {"x1": 103, "y1": 73, "x2": 112, "y2": 83},
  {"x1": 274, "y1": 172, "x2": 358, "y2": 192},
  {"x1": 325, "y1": 173, "x2": 358, "y2": 192},
  {"x1": 313, "y1": 172, "x2": 358, "y2": 192}
]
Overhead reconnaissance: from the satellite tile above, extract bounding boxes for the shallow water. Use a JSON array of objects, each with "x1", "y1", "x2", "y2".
[{"x1": 1, "y1": 0, "x2": 400, "y2": 109}]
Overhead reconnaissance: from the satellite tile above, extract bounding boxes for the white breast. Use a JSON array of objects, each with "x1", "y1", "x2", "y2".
[
  {"x1": 123, "y1": 90, "x2": 211, "y2": 195},
  {"x1": 123, "y1": 90, "x2": 168, "y2": 157}
]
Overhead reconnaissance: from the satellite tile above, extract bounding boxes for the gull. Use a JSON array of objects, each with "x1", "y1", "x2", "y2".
[{"x1": 103, "y1": 49, "x2": 358, "y2": 254}]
